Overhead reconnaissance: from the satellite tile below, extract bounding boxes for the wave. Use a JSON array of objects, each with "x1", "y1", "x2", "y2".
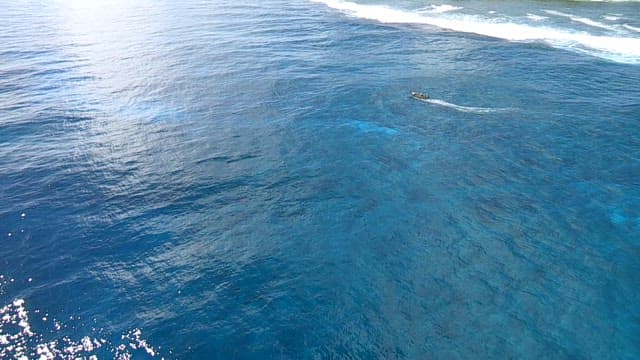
[
  {"x1": 412, "y1": 97, "x2": 513, "y2": 114},
  {"x1": 623, "y1": 24, "x2": 640, "y2": 32},
  {"x1": 526, "y1": 13, "x2": 548, "y2": 21},
  {"x1": 417, "y1": 4, "x2": 463, "y2": 14},
  {"x1": 544, "y1": 10, "x2": 618, "y2": 31},
  {"x1": 0, "y1": 277, "x2": 163, "y2": 359},
  {"x1": 311, "y1": 0, "x2": 640, "y2": 64}
]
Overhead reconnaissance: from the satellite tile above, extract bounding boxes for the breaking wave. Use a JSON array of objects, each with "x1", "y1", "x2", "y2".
[
  {"x1": 0, "y1": 275, "x2": 165, "y2": 360},
  {"x1": 417, "y1": 4, "x2": 463, "y2": 14},
  {"x1": 311, "y1": 0, "x2": 640, "y2": 64},
  {"x1": 544, "y1": 9, "x2": 618, "y2": 31},
  {"x1": 623, "y1": 23, "x2": 640, "y2": 32}
]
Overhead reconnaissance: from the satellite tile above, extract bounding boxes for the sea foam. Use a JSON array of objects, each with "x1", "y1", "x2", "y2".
[
  {"x1": 418, "y1": 4, "x2": 463, "y2": 14},
  {"x1": 0, "y1": 283, "x2": 162, "y2": 360},
  {"x1": 311, "y1": 0, "x2": 640, "y2": 64},
  {"x1": 623, "y1": 24, "x2": 640, "y2": 32},
  {"x1": 544, "y1": 10, "x2": 618, "y2": 31},
  {"x1": 526, "y1": 13, "x2": 548, "y2": 21}
]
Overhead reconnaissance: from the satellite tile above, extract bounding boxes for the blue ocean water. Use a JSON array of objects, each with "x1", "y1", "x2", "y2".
[{"x1": 1, "y1": 0, "x2": 640, "y2": 358}]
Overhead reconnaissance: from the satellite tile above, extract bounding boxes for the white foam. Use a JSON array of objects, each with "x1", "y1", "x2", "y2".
[
  {"x1": 418, "y1": 4, "x2": 462, "y2": 14},
  {"x1": 544, "y1": 10, "x2": 618, "y2": 30},
  {"x1": 311, "y1": 0, "x2": 640, "y2": 64},
  {"x1": 0, "y1": 290, "x2": 163, "y2": 360},
  {"x1": 603, "y1": 15, "x2": 620, "y2": 21},
  {"x1": 312, "y1": 0, "x2": 427, "y2": 23},
  {"x1": 526, "y1": 13, "x2": 548, "y2": 22},
  {"x1": 413, "y1": 97, "x2": 513, "y2": 113},
  {"x1": 431, "y1": 4, "x2": 462, "y2": 13},
  {"x1": 623, "y1": 24, "x2": 640, "y2": 32}
]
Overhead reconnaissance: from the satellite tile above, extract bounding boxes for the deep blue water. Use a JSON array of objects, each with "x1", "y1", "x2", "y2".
[{"x1": 1, "y1": 0, "x2": 640, "y2": 358}]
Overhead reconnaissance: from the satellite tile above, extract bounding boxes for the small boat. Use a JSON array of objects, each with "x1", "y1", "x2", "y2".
[{"x1": 411, "y1": 91, "x2": 429, "y2": 100}]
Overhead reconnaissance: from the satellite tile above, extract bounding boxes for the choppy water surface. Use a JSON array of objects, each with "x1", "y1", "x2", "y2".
[{"x1": 1, "y1": 0, "x2": 639, "y2": 358}]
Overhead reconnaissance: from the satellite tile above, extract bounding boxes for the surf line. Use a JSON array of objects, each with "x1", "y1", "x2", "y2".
[
  {"x1": 410, "y1": 93, "x2": 512, "y2": 114},
  {"x1": 310, "y1": 0, "x2": 640, "y2": 64}
]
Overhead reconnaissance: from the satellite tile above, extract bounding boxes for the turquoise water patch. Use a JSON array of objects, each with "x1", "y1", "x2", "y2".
[
  {"x1": 345, "y1": 119, "x2": 399, "y2": 136},
  {"x1": 610, "y1": 209, "x2": 628, "y2": 224}
]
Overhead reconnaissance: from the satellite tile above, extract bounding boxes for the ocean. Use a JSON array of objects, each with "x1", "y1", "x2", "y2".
[{"x1": 1, "y1": 0, "x2": 639, "y2": 358}]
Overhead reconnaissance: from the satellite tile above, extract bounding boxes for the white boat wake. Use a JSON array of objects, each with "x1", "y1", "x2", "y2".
[{"x1": 413, "y1": 97, "x2": 514, "y2": 114}]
